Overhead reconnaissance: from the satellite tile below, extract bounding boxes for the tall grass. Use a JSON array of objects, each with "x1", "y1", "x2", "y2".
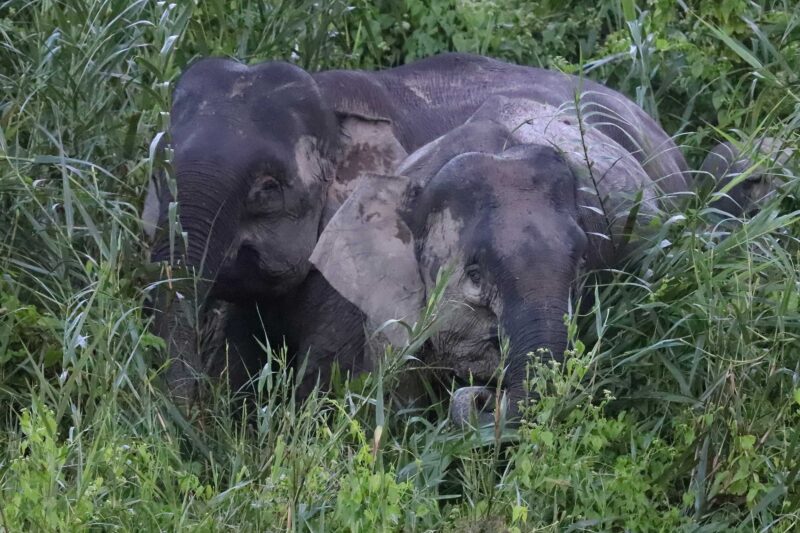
[{"x1": 1, "y1": 0, "x2": 799, "y2": 530}]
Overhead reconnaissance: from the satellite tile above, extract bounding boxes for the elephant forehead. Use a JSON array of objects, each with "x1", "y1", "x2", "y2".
[
  {"x1": 173, "y1": 62, "x2": 335, "y2": 147},
  {"x1": 431, "y1": 150, "x2": 570, "y2": 197},
  {"x1": 226, "y1": 73, "x2": 309, "y2": 99},
  {"x1": 422, "y1": 159, "x2": 575, "y2": 251},
  {"x1": 177, "y1": 59, "x2": 309, "y2": 96},
  {"x1": 489, "y1": 187, "x2": 576, "y2": 260}
]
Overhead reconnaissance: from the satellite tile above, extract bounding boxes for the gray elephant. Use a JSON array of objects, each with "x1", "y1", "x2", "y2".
[
  {"x1": 142, "y1": 53, "x2": 690, "y2": 403},
  {"x1": 699, "y1": 137, "x2": 794, "y2": 218},
  {"x1": 310, "y1": 96, "x2": 688, "y2": 426}
]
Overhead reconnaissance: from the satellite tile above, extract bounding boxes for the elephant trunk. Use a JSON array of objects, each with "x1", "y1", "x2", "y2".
[
  {"x1": 151, "y1": 162, "x2": 243, "y2": 274},
  {"x1": 150, "y1": 162, "x2": 243, "y2": 403},
  {"x1": 153, "y1": 296, "x2": 204, "y2": 404},
  {"x1": 502, "y1": 297, "x2": 568, "y2": 411},
  {"x1": 450, "y1": 296, "x2": 568, "y2": 427}
]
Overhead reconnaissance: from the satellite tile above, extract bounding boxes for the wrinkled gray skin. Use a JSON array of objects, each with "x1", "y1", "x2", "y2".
[
  {"x1": 699, "y1": 138, "x2": 793, "y2": 217},
  {"x1": 311, "y1": 97, "x2": 688, "y2": 427},
  {"x1": 143, "y1": 53, "x2": 689, "y2": 405}
]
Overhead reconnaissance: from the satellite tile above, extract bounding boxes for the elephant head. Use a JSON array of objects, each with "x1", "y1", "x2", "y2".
[
  {"x1": 699, "y1": 137, "x2": 794, "y2": 217},
  {"x1": 143, "y1": 58, "x2": 406, "y2": 402},
  {"x1": 311, "y1": 99, "x2": 663, "y2": 426}
]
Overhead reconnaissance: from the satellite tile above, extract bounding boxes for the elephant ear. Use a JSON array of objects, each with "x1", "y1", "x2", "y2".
[
  {"x1": 310, "y1": 173, "x2": 424, "y2": 347},
  {"x1": 320, "y1": 113, "x2": 408, "y2": 227}
]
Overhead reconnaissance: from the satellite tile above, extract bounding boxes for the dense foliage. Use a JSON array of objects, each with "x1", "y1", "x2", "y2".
[{"x1": 1, "y1": 0, "x2": 798, "y2": 530}]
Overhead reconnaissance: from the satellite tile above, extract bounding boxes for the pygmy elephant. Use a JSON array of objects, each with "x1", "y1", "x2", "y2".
[
  {"x1": 699, "y1": 137, "x2": 794, "y2": 218},
  {"x1": 311, "y1": 96, "x2": 688, "y2": 426},
  {"x1": 142, "y1": 53, "x2": 690, "y2": 404}
]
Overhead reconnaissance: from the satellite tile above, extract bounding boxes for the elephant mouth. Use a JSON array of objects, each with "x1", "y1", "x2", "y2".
[
  {"x1": 213, "y1": 243, "x2": 305, "y2": 301},
  {"x1": 430, "y1": 329, "x2": 505, "y2": 391},
  {"x1": 481, "y1": 334, "x2": 501, "y2": 351},
  {"x1": 447, "y1": 334, "x2": 522, "y2": 428}
]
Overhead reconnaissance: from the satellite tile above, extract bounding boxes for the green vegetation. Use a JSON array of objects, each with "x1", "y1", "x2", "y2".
[{"x1": 1, "y1": 0, "x2": 798, "y2": 530}]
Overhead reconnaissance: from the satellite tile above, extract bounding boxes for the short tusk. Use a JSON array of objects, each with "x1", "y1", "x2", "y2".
[{"x1": 450, "y1": 386, "x2": 507, "y2": 428}]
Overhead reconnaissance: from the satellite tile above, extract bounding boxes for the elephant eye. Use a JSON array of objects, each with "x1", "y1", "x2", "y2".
[
  {"x1": 466, "y1": 265, "x2": 482, "y2": 285},
  {"x1": 259, "y1": 176, "x2": 280, "y2": 191},
  {"x1": 246, "y1": 175, "x2": 283, "y2": 213}
]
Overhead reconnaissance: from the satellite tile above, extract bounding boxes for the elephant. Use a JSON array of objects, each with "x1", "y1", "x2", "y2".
[
  {"x1": 142, "y1": 52, "x2": 690, "y2": 404},
  {"x1": 698, "y1": 137, "x2": 794, "y2": 218},
  {"x1": 310, "y1": 96, "x2": 688, "y2": 427}
]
